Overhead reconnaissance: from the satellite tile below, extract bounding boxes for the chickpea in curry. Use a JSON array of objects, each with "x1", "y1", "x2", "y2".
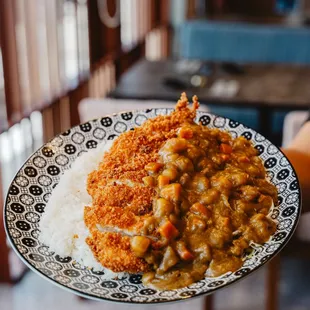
[{"x1": 131, "y1": 123, "x2": 277, "y2": 290}]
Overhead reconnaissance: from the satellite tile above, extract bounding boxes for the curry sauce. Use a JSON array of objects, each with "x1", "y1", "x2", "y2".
[{"x1": 132, "y1": 123, "x2": 277, "y2": 290}]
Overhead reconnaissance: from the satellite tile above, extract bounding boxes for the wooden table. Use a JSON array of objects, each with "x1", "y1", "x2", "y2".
[{"x1": 109, "y1": 59, "x2": 310, "y2": 141}]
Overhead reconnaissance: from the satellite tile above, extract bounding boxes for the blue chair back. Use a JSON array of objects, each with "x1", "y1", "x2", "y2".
[{"x1": 180, "y1": 21, "x2": 310, "y2": 64}]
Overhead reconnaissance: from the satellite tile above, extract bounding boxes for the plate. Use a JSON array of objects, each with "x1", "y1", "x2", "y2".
[{"x1": 4, "y1": 109, "x2": 301, "y2": 304}]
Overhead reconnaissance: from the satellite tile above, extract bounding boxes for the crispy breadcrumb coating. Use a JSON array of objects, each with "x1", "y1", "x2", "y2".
[
  {"x1": 84, "y1": 93, "x2": 199, "y2": 273},
  {"x1": 86, "y1": 230, "x2": 150, "y2": 273},
  {"x1": 92, "y1": 183, "x2": 155, "y2": 216}
]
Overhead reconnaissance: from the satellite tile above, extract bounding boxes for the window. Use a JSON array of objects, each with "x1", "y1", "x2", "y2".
[{"x1": 120, "y1": 0, "x2": 151, "y2": 48}]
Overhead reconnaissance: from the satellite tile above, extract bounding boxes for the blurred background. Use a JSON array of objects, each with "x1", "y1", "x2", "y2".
[{"x1": 1, "y1": 0, "x2": 310, "y2": 309}]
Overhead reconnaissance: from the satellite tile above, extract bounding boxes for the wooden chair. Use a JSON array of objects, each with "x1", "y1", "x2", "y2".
[{"x1": 266, "y1": 237, "x2": 310, "y2": 310}]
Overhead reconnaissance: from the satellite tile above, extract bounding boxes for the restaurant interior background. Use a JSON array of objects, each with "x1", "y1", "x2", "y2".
[{"x1": 1, "y1": 0, "x2": 310, "y2": 309}]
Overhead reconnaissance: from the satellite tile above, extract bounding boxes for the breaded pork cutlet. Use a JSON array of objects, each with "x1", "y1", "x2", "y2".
[{"x1": 84, "y1": 93, "x2": 199, "y2": 273}]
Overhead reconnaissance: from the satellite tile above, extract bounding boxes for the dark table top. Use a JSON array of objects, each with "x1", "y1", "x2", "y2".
[{"x1": 109, "y1": 59, "x2": 310, "y2": 110}]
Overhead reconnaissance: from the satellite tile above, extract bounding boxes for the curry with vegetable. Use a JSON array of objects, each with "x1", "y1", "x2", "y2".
[
  {"x1": 85, "y1": 94, "x2": 278, "y2": 290},
  {"x1": 134, "y1": 123, "x2": 277, "y2": 289}
]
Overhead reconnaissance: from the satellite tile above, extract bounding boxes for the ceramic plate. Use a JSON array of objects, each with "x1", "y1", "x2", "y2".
[{"x1": 4, "y1": 109, "x2": 301, "y2": 304}]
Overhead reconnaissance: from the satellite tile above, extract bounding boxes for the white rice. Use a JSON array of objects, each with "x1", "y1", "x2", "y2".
[{"x1": 39, "y1": 140, "x2": 123, "y2": 276}]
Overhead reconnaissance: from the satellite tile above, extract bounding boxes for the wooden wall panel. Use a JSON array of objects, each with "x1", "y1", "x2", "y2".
[
  {"x1": 87, "y1": 0, "x2": 121, "y2": 65},
  {"x1": 0, "y1": 0, "x2": 22, "y2": 125}
]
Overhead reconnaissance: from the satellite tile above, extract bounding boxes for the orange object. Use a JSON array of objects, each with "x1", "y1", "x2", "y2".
[
  {"x1": 158, "y1": 175, "x2": 170, "y2": 188},
  {"x1": 176, "y1": 242, "x2": 194, "y2": 261},
  {"x1": 160, "y1": 183, "x2": 182, "y2": 201},
  {"x1": 179, "y1": 127, "x2": 194, "y2": 139},
  {"x1": 158, "y1": 221, "x2": 179, "y2": 239},
  {"x1": 144, "y1": 162, "x2": 163, "y2": 173},
  {"x1": 220, "y1": 154, "x2": 230, "y2": 161},
  {"x1": 220, "y1": 143, "x2": 232, "y2": 154},
  {"x1": 142, "y1": 176, "x2": 155, "y2": 187},
  {"x1": 238, "y1": 155, "x2": 251, "y2": 163},
  {"x1": 190, "y1": 202, "x2": 210, "y2": 217},
  {"x1": 222, "y1": 217, "x2": 231, "y2": 227},
  {"x1": 180, "y1": 250, "x2": 194, "y2": 261}
]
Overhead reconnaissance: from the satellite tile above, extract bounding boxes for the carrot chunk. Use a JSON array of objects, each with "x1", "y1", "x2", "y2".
[
  {"x1": 220, "y1": 143, "x2": 232, "y2": 154},
  {"x1": 158, "y1": 221, "x2": 179, "y2": 239},
  {"x1": 176, "y1": 241, "x2": 194, "y2": 261}
]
